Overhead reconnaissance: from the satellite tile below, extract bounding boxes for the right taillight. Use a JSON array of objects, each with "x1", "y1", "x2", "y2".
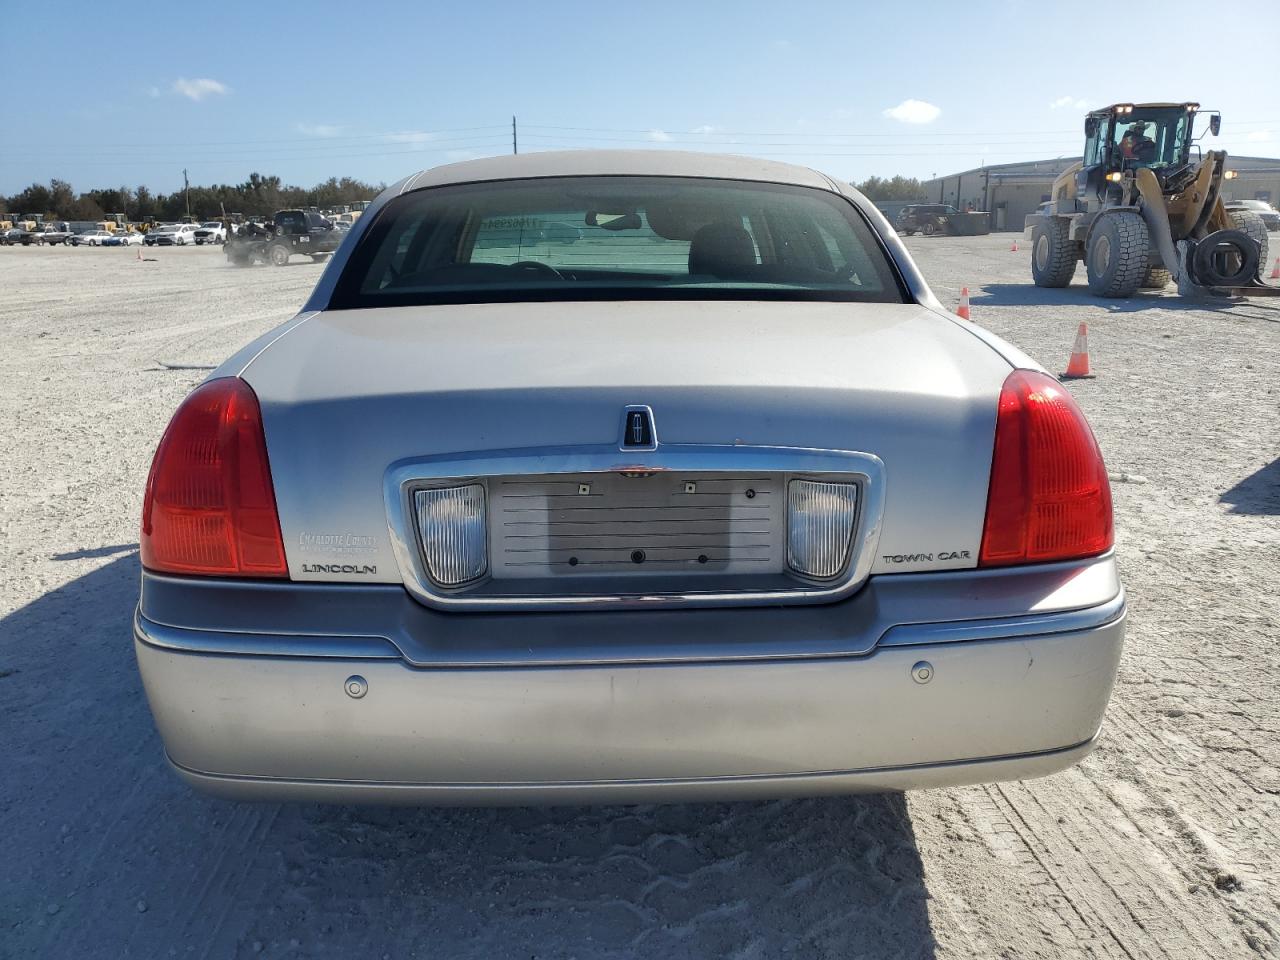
[
  {"x1": 979, "y1": 369, "x2": 1113, "y2": 567},
  {"x1": 141, "y1": 377, "x2": 287, "y2": 578}
]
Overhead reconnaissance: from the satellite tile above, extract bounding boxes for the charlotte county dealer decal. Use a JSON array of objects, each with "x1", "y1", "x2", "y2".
[{"x1": 297, "y1": 532, "x2": 378, "y2": 556}]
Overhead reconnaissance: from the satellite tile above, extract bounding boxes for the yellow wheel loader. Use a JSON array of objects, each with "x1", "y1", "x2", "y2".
[{"x1": 1024, "y1": 103, "x2": 1275, "y2": 298}]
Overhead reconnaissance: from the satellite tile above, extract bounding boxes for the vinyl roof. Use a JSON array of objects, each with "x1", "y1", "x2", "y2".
[{"x1": 398, "y1": 150, "x2": 835, "y2": 193}]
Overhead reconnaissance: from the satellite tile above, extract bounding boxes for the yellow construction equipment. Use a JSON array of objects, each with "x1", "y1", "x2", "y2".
[{"x1": 1025, "y1": 103, "x2": 1273, "y2": 298}]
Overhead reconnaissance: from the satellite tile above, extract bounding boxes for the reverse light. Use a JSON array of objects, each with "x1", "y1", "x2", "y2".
[
  {"x1": 141, "y1": 377, "x2": 287, "y2": 577},
  {"x1": 1223, "y1": 170, "x2": 1238, "y2": 180},
  {"x1": 1106, "y1": 172, "x2": 1124, "y2": 182},
  {"x1": 416, "y1": 484, "x2": 488, "y2": 586},
  {"x1": 787, "y1": 479, "x2": 858, "y2": 579},
  {"x1": 979, "y1": 370, "x2": 1113, "y2": 567}
]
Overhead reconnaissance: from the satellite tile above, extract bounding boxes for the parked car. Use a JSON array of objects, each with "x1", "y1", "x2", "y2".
[
  {"x1": 1, "y1": 227, "x2": 24, "y2": 245},
  {"x1": 145, "y1": 224, "x2": 197, "y2": 246},
  {"x1": 897, "y1": 203, "x2": 958, "y2": 236},
  {"x1": 70, "y1": 229, "x2": 115, "y2": 246},
  {"x1": 224, "y1": 209, "x2": 341, "y2": 265},
  {"x1": 104, "y1": 231, "x2": 143, "y2": 246},
  {"x1": 193, "y1": 221, "x2": 226, "y2": 245},
  {"x1": 136, "y1": 151, "x2": 1124, "y2": 806},
  {"x1": 1224, "y1": 199, "x2": 1280, "y2": 232}
]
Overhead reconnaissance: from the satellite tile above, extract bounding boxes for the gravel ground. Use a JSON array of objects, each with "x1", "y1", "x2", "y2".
[{"x1": 1, "y1": 237, "x2": 1277, "y2": 959}]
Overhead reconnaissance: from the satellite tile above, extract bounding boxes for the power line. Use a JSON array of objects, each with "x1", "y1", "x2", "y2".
[
  {"x1": 522, "y1": 118, "x2": 1280, "y2": 137},
  {"x1": 523, "y1": 123, "x2": 1084, "y2": 138},
  {"x1": 89, "y1": 124, "x2": 510, "y2": 149},
  {"x1": 4, "y1": 134, "x2": 513, "y2": 162},
  {"x1": 518, "y1": 133, "x2": 1084, "y2": 148}
]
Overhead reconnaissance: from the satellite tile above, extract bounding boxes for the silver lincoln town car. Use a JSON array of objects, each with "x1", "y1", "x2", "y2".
[{"x1": 135, "y1": 151, "x2": 1124, "y2": 805}]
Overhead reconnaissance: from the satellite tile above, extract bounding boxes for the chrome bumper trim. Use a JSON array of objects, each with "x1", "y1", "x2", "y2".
[
  {"x1": 133, "y1": 609, "x2": 399, "y2": 660},
  {"x1": 136, "y1": 553, "x2": 1123, "y2": 667},
  {"x1": 878, "y1": 590, "x2": 1127, "y2": 647}
]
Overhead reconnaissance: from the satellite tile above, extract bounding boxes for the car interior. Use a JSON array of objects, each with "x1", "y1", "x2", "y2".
[{"x1": 338, "y1": 176, "x2": 904, "y2": 304}]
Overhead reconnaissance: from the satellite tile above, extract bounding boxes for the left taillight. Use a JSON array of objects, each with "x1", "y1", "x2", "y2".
[{"x1": 141, "y1": 377, "x2": 288, "y2": 577}]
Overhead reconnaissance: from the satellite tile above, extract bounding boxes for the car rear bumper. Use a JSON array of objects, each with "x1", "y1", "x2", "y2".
[{"x1": 135, "y1": 556, "x2": 1125, "y2": 805}]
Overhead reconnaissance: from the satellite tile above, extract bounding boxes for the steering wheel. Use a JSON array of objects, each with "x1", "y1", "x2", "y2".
[{"x1": 510, "y1": 260, "x2": 563, "y2": 279}]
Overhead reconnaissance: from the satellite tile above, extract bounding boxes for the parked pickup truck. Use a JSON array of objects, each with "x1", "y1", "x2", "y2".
[
  {"x1": 23, "y1": 222, "x2": 75, "y2": 245},
  {"x1": 225, "y1": 209, "x2": 342, "y2": 266}
]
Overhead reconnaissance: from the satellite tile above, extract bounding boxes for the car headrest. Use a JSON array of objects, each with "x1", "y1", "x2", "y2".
[{"x1": 688, "y1": 222, "x2": 757, "y2": 279}]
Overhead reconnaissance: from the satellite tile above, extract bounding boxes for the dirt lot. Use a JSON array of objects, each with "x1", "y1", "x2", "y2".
[{"x1": 2, "y1": 237, "x2": 1277, "y2": 959}]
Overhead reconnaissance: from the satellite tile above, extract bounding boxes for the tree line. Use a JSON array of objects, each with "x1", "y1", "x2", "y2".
[
  {"x1": 851, "y1": 175, "x2": 927, "y2": 202},
  {"x1": 2, "y1": 171, "x2": 925, "y2": 223},
  {"x1": 0, "y1": 173, "x2": 384, "y2": 222}
]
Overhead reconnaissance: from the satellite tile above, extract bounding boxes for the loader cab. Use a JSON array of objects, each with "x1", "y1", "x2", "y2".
[{"x1": 1079, "y1": 103, "x2": 1202, "y2": 200}]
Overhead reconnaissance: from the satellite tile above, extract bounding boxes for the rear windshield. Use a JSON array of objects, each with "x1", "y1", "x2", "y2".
[{"x1": 331, "y1": 176, "x2": 903, "y2": 308}]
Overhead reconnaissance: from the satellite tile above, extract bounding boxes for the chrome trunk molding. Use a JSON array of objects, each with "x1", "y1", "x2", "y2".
[{"x1": 384, "y1": 443, "x2": 885, "y2": 611}]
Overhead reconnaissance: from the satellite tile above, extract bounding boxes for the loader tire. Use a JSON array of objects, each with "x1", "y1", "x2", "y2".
[
  {"x1": 1031, "y1": 218, "x2": 1077, "y2": 287},
  {"x1": 1141, "y1": 267, "x2": 1172, "y2": 288},
  {"x1": 1226, "y1": 209, "x2": 1269, "y2": 281},
  {"x1": 1086, "y1": 212, "x2": 1149, "y2": 298}
]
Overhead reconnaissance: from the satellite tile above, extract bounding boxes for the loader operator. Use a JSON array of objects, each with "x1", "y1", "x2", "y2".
[{"x1": 1116, "y1": 123, "x2": 1157, "y2": 165}]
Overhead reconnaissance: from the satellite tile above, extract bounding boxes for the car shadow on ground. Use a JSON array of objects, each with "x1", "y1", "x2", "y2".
[
  {"x1": 3, "y1": 555, "x2": 939, "y2": 960},
  {"x1": 50, "y1": 542, "x2": 138, "y2": 561},
  {"x1": 1220, "y1": 457, "x2": 1280, "y2": 515},
  {"x1": 970, "y1": 283, "x2": 1280, "y2": 319}
]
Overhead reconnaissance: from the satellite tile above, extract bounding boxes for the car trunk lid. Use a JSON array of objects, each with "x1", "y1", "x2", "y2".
[{"x1": 239, "y1": 300, "x2": 1012, "y2": 585}]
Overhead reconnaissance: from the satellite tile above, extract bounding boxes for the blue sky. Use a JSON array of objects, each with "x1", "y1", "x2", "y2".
[{"x1": 2, "y1": 0, "x2": 1277, "y2": 195}]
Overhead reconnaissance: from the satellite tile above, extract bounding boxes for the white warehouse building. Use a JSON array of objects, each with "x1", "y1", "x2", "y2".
[{"x1": 922, "y1": 156, "x2": 1280, "y2": 232}]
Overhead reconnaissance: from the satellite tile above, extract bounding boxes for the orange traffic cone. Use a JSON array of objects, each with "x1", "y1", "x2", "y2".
[
  {"x1": 1010, "y1": 238, "x2": 1018, "y2": 252},
  {"x1": 956, "y1": 286, "x2": 971, "y2": 320},
  {"x1": 1269, "y1": 257, "x2": 1280, "y2": 280},
  {"x1": 1061, "y1": 323, "x2": 1095, "y2": 379}
]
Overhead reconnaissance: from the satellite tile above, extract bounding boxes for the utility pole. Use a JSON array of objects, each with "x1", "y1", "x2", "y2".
[
  {"x1": 512, "y1": 115, "x2": 518, "y2": 155},
  {"x1": 183, "y1": 168, "x2": 191, "y2": 219}
]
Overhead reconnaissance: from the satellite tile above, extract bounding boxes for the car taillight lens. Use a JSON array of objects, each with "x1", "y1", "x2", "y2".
[
  {"x1": 787, "y1": 479, "x2": 859, "y2": 579},
  {"x1": 141, "y1": 377, "x2": 287, "y2": 577},
  {"x1": 415, "y1": 484, "x2": 488, "y2": 586},
  {"x1": 979, "y1": 370, "x2": 1113, "y2": 567}
]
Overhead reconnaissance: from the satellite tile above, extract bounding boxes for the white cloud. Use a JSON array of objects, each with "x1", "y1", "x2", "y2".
[
  {"x1": 689, "y1": 125, "x2": 718, "y2": 135},
  {"x1": 147, "y1": 86, "x2": 161, "y2": 99},
  {"x1": 883, "y1": 99, "x2": 940, "y2": 124},
  {"x1": 1245, "y1": 130, "x2": 1273, "y2": 142},
  {"x1": 647, "y1": 129, "x2": 672, "y2": 142},
  {"x1": 1050, "y1": 96, "x2": 1089, "y2": 111},
  {"x1": 295, "y1": 122, "x2": 343, "y2": 137},
  {"x1": 171, "y1": 77, "x2": 229, "y2": 101},
  {"x1": 385, "y1": 130, "x2": 436, "y2": 149}
]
